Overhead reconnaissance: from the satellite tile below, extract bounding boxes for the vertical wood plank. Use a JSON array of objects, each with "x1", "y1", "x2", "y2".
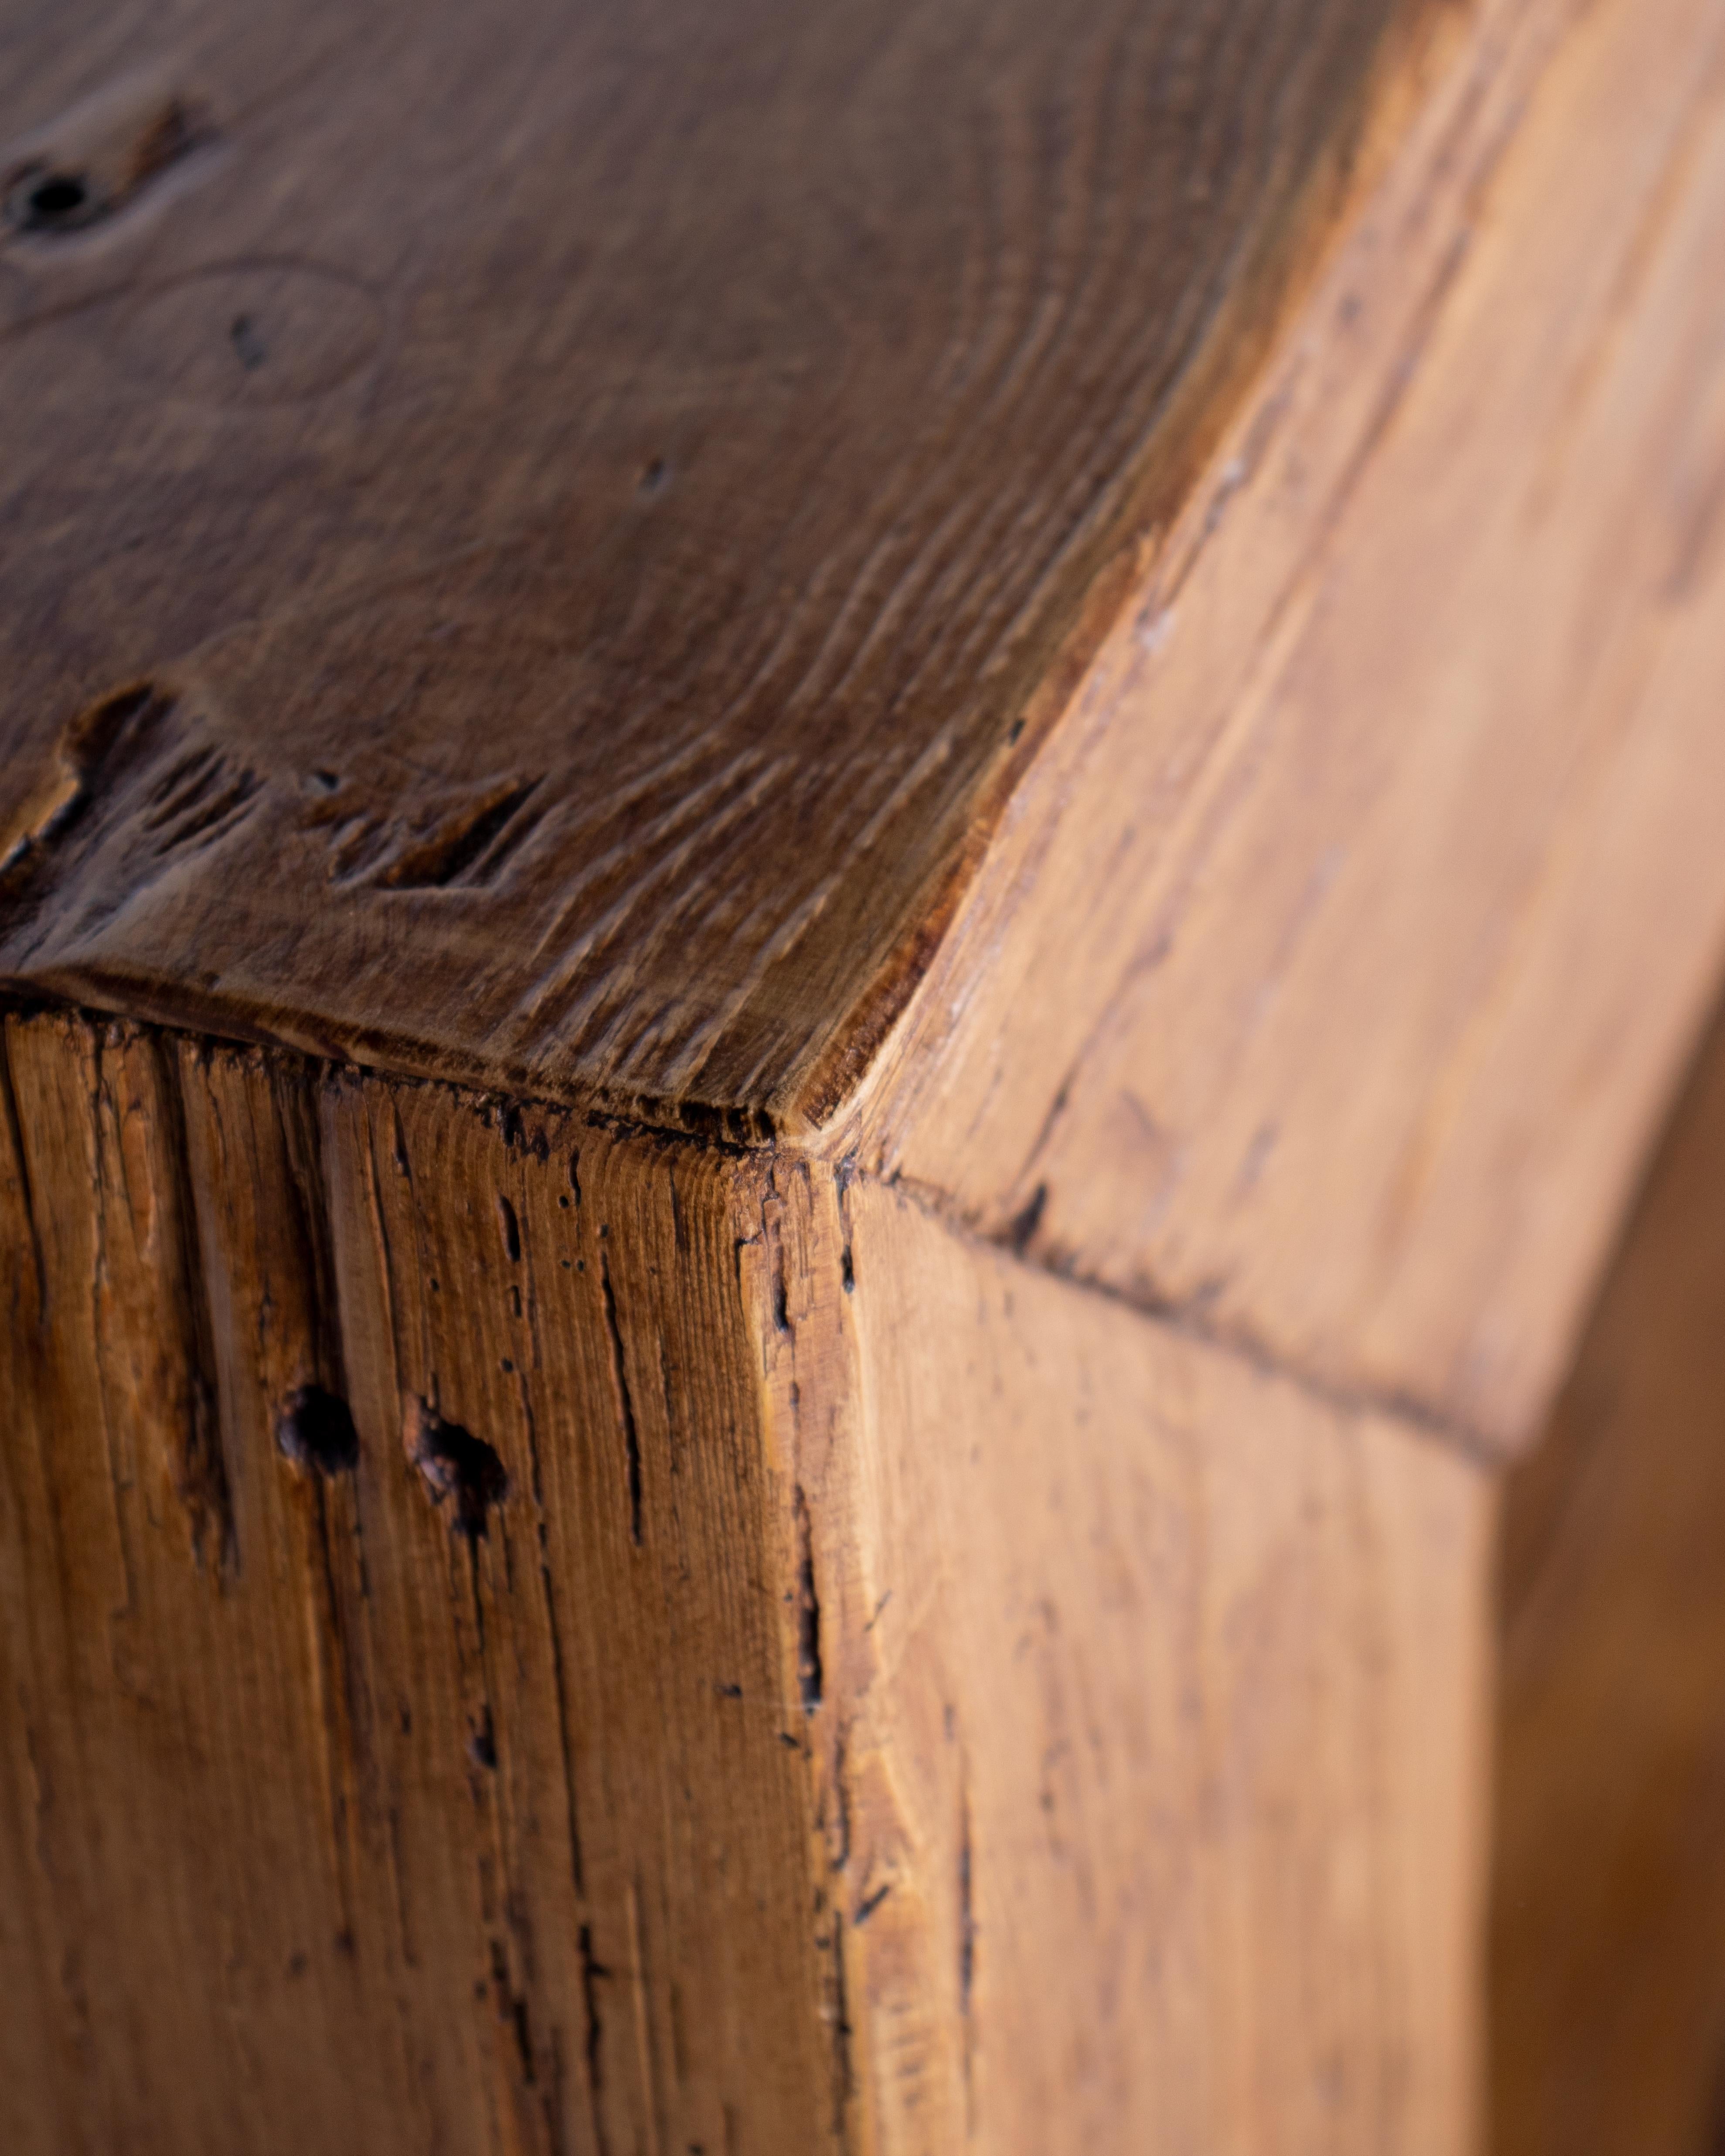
[{"x1": 0, "y1": 1012, "x2": 835, "y2": 2156}]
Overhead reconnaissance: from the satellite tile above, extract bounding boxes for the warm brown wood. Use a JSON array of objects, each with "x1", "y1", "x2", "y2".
[
  {"x1": 769, "y1": 1166, "x2": 1491, "y2": 2154},
  {"x1": 0, "y1": 0, "x2": 1453, "y2": 1129},
  {"x1": 7, "y1": 0, "x2": 1725, "y2": 2147},
  {"x1": 0, "y1": 1003, "x2": 1491, "y2": 2153},
  {"x1": 1491, "y1": 995, "x2": 1725, "y2": 2156},
  {"x1": 847, "y1": 0, "x2": 1725, "y2": 1454},
  {"x1": 0, "y1": 1008, "x2": 835, "y2": 2154},
  {"x1": 7, "y1": 0, "x2": 1722, "y2": 1435}
]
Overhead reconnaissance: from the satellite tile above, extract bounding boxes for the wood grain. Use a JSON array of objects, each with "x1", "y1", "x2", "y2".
[
  {"x1": 7, "y1": 0, "x2": 1721, "y2": 1462},
  {"x1": 847, "y1": 0, "x2": 1725, "y2": 1452},
  {"x1": 758, "y1": 1163, "x2": 1492, "y2": 2154},
  {"x1": 6, "y1": 0, "x2": 1725, "y2": 2143},
  {"x1": 1491, "y1": 994, "x2": 1725, "y2": 2156},
  {"x1": 0, "y1": 1007, "x2": 838, "y2": 2156},
  {"x1": 0, "y1": 0, "x2": 1449, "y2": 1129},
  {"x1": 4, "y1": 0, "x2": 1722, "y2": 1463},
  {"x1": 0, "y1": 1002, "x2": 1493, "y2": 2150}
]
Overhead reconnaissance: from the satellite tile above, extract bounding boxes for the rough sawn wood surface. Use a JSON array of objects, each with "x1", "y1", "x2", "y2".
[
  {"x1": 0, "y1": 0, "x2": 1448, "y2": 1129},
  {"x1": 7, "y1": 0, "x2": 1725, "y2": 2149}
]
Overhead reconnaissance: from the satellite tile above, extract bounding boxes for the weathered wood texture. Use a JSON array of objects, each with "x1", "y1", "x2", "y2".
[
  {"x1": 6, "y1": 0, "x2": 1725, "y2": 2147},
  {"x1": 768, "y1": 1166, "x2": 1490, "y2": 2155},
  {"x1": 850, "y1": 0, "x2": 1725, "y2": 1454},
  {"x1": 0, "y1": 1008, "x2": 836, "y2": 2156},
  {"x1": 0, "y1": 1006, "x2": 1490, "y2": 2153},
  {"x1": 0, "y1": 0, "x2": 1449, "y2": 1127},
  {"x1": 1491, "y1": 996, "x2": 1725, "y2": 2156},
  {"x1": 5, "y1": 0, "x2": 1723, "y2": 1469}
]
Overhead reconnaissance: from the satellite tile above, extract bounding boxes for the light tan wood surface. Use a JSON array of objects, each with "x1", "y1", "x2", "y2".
[{"x1": 770, "y1": 1166, "x2": 1490, "y2": 2155}]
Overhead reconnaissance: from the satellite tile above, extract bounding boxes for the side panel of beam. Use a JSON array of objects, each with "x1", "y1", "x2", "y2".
[{"x1": 757, "y1": 1166, "x2": 1494, "y2": 2153}]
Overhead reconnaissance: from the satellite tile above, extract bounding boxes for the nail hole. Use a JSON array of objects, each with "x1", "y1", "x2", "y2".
[
  {"x1": 31, "y1": 173, "x2": 88, "y2": 220},
  {"x1": 8, "y1": 168, "x2": 99, "y2": 233},
  {"x1": 638, "y1": 456, "x2": 670, "y2": 496},
  {"x1": 277, "y1": 1385, "x2": 360, "y2": 1477},
  {"x1": 5, "y1": 96, "x2": 213, "y2": 242},
  {"x1": 405, "y1": 1398, "x2": 508, "y2": 1539}
]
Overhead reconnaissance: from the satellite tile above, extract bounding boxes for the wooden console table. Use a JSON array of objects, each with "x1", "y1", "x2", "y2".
[{"x1": 6, "y1": 0, "x2": 1725, "y2": 2148}]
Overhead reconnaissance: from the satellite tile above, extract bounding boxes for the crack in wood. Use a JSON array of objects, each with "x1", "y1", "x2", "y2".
[{"x1": 599, "y1": 1247, "x2": 643, "y2": 1547}]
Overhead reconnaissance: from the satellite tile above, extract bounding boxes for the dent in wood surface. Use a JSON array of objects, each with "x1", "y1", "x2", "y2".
[{"x1": 0, "y1": 0, "x2": 1452, "y2": 1125}]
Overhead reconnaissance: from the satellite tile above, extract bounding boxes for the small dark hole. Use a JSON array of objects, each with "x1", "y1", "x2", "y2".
[
  {"x1": 638, "y1": 456, "x2": 670, "y2": 496},
  {"x1": 9, "y1": 168, "x2": 97, "y2": 234},
  {"x1": 277, "y1": 1385, "x2": 360, "y2": 1477},
  {"x1": 34, "y1": 174, "x2": 86, "y2": 217},
  {"x1": 406, "y1": 1400, "x2": 509, "y2": 1539},
  {"x1": 466, "y1": 1708, "x2": 497, "y2": 1771}
]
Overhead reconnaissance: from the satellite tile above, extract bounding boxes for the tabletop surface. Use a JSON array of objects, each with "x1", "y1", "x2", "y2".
[{"x1": 0, "y1": 0, "x2": 1438, "y2": 1132}]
